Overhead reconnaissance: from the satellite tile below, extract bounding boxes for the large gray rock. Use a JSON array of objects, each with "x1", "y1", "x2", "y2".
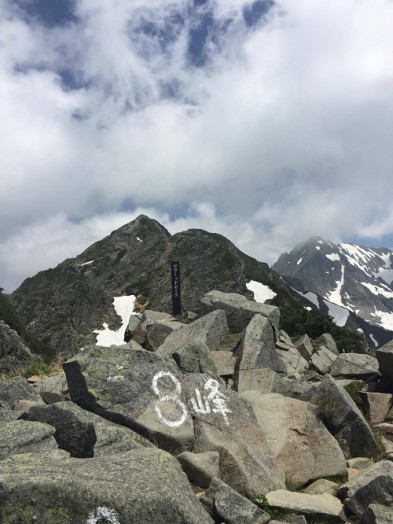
[
  {"x1": 33, "y1": 373, "x2": 69, "y2": 404},
  {"x1": 265, "y1": 490, "x2": 345, "y2": 521},
  {"x1": 184, "y1": 373, "x2": 286, "y2": 498},
  {"x1": 172, "y1": 341, "x2": 220, "y2": 379},
  {"x1": 310, "y1": 346, "x2": 337, "y2": 374},
  {"x1": 0, "y1": 448, "x2": 213, "y2": 524},
  {"x1": 241, "y1": 392, "x2": 347, "y2": 487},
  {"x1": 330, "y1": 353, "x2": 379, "y2": 378},
  {"x1": 147, "y1": 319, "x2": 184, "y2": 350},
  {"x1": 377, "y1": 339, "x2": 393, "y2": 382},
  {"x1": 236, "y1": 314, "x2": 284, "y2": 392},
  {"x1": 360, "y1": 503, "x2": 393, "y2": 523},
  {"x1": 204, "y1": 477, "x2": 270, "y2": 524},
  {"x1": 0, "y1": 376, "x2": 44, "y2": 408},
  {"x1": 337, "y1": 460, "x2": 393, "y2": 519},
  {"x1": 275, "y1": 339, "x2": 309, "y2": 377},
  {"x1": 0, "y1": 420, "x2": 57, "y2": 460},
  {"x1": 177, "y1": 451, "x2": 220, "y2": 488},
  {"x1": 234, "y1": 367, "x2": 311, "y2": 397},
  {"x1": 295, "y1": 334, "x2": 314, "y2": 361},
  {"x1": 301, "y1": 375, "x2": 379, "y2": 459},
  {"x1": 23, "y1": 401, "x2": 151, "y2": 457},
  {"x1": 64, "y1": 346, "x2": 195, "y2": 454},
  {"x1": 201, "y1": 290, "x2": 280, "y2": 336},
  {"x1": 361, "y1": 392, "x2": 392, "y2": 425},
  {"x1": 209, "y1": 351, "x2": 237, "y2": 377},
  {"x1": 157, "y1": 310, "x2": 228, "y2": 356},
  {"x1": 314, "y1": 333, "x2": 339, "y2": 355},
  {"x1": 0, "y1": 320, "x2": 33, "y2": 373}
]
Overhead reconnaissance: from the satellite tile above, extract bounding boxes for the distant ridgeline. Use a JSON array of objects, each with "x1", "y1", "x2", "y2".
[{"x1": 5, "y1": 216, "x2": 370, "y2": 360}]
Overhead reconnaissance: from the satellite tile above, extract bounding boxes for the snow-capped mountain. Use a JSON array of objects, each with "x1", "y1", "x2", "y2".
[{"x1": 272, "y1": 237, "x2": 393, "y2": 348}]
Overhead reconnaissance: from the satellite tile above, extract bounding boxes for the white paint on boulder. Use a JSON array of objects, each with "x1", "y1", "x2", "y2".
[
  {"x1": 246, "y1": 280, "x2": 276, "y2": 303},
  {"x1": 94, "y1": 295, "x2": 136, "y2": 347},
  {"x1": 86, "y1": 506, "x2": 120, "y2": 524}
]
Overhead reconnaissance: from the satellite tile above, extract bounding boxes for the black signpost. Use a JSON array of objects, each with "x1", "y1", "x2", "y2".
[{"x1": 171, "y1": 261, "x2": 182, "y2": 317}]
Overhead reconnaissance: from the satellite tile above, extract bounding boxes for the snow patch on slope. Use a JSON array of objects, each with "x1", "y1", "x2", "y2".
[
  {"x1": 326, "y1": 253, "x2": 340, "y2": 262},
  {"x1": 326, "y1": 265, "x2": 345, "y2": 306},
  {"x1": 246, "y1": 281, "x2": 276, "y2": 303},
  {"x1": 94, "y1": 295, "x2": 136, "y2": 347},
  {"x1": 360, "y1": 282, "x2": 393, "y2": 299}
]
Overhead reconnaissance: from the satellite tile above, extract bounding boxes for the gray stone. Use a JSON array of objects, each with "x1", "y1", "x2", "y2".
[
  {"x1": 266, "y1": 490, "x2": 346, "y2": 520},
  {"x1": 304, "y1": 479, "x2": 340, "y2": 496},
  {"x1": 330, "y1": 353, "x2": 379, "y2": 378},
  {"x1": 0, "y1": 420, "x2": 57, "y2": 460},
  {"x1": 235, "y1": 367, "x2": 311, "y2": 397},
  {"x1": 360, "y1": 503, "x2": 393, "y2": 523},
  {"x1": 205, "y1": 477, "x2": 270, "y2": 524},
  {"x1": 275, "y1": 343, "x2": 309, "y2": 377},
  {"x1": 177, "y1": 451, "x2": 220, "y2": 488},
  {"x1": 184, "y1": 373, "x2": 286, "y2": 498},
  {"x1": 276, "y1": 330, "x2": 295, "y2": 351},
  {"x1": 361, "y1": 392, "x2": 392, "y2": 425},
  {"x1": 64, "y1": 345, "x2": 195, "y2": 454},
  {"x1": 147, "y1": 319, "x2": 183, "y2": 350},
  {"x1": 201, "y1": 290, "x2": 280, "y2": 337},
  {"x1": 216, "y1": 333, "x2": 243, "y2": 352},
  {"x1": 157, "y1": 310, "x2": 229, "y2": 356},
  {"x1": 311, "y1": 346, "x2": 337, "y2": 374},
  {"x1": 0, "y1": 448, "x2": 213, "y2": 524},
  {"x1": 23, "y1": 401, "x2": 152, "y2": 457},
  {"x1": 314, "y1": 333, "x2": 339, "y2": 355},
  {"x1": 236, "y1": 314, "x2": 284, "y2": 392},
  {"x1": 377, "y1": 339, "x2": 393, "y2": 382},
  {"x1": 242, "y1": 392, "x2": 347, "y2": 487},
  {"x1": 295, "y1": 334, "x2": 314, "y2": 361},
  {"x1": 337, "y1": 460, "x2": 393, "y2": 518},
  {"x1": 33, "y1": 373, "x2": 69, "y2": 404},
  {"x1": 209, "y1": 351, "x2": 237, "y2": 377},
  {"x1": 172, "y1": 341, "x2": 220, "y2": 379},
  {"x1": 0, "y1": 376, "x2": 44, "y2": 408},
  {"x1": 301, "y1": 375, "x2": 379, "y2": 459},
  {"x1": 347, "y1": 457, "x2": 373, "y2": 470}
]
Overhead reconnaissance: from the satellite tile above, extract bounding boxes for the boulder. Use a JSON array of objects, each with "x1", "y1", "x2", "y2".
[
  {"x1": 172, "y1": 341, "x2": 220, "y2": 379},
  {"x1": 361, "y1": 392, "x2": 392, "y2": 425},
  {"x1": 157, "y1": 310, "x2": 228, "y2": 356},
  {"x1": 310, "y1": 346, "x2": 337, "y2": 374},
  {"x1": 147, "y1": 319, "x2": 183, "y2": 350},
  {"x1": 301, "y1": 375, "x2": 379, "y2": 459},
  {"x1": 64, "y1": 346, "x2": 194, "y2": 454},
  {"x1": 266, "y1": 490, "x2": 345, "y2": 521},
  {"x1": 275, "y1": 330, "x2": 295, "y2": 351},
  {"x1": 234, "y1": 367, "x2": 311, "y2": 397},
  {"x1": 183, "y1": 373, "x2": 286, "y2": 498},
  {"x1": 0, "y1": 420, "x2": 57, "y2": 460},
  {"x1": 376, "y1": 339, "x2": 393, "y2": 382},
  {"x1": 204, "y1": 477, "x2": 270, "y2": 524},
  {"x1": 177, "y1": 451, "x2": 220, "y2": 488},
  {"x1": 275, "y1": 343, "x2": 309, "y2": 377},
  {"x1": 209, "y1": 351, "x2": 237, "y2": 377},
  {"x1": 295, "y1": 334, "x2": 314, "y2": 361},
  {"x1": 0, "y1": 448, "x2": 213, "y2": 524},
  {"x1": 236, "y1": 314, "x2": 284, "y2": 392},
  {"x1": 314, "y1": 333, "x2": 339, "y2": 355},
  {"x1": 360, "y1": 503, "x2": 393, "y2": 523},
  {"x1": 330, "y1": 353, "x2": 379, "y2": 378},
  {"x1": 23, "y1": 401, "x2": 151, "y2": 457},
  {"x1": 216, "y1": 333, "x2": 243, "y2": 352},
  {"x1": 201, "y1": 290, "x2": 280, "y2": 336},
  {"x1": 33, "y1": 373, "x2": 69, "y2": 404},
  {"x1": 241, "y1": 392, "x2": 347, "y2": 487},
  {"x1": 0, "y1": 376, "x2": 44, "y2": 408},
  {"x1": 347, "y1": 457, "x2": 373, "y2": 470},
  {"x1": 337, "y1": 460, "x2": 393, "y2": 519},
  {"x1": 304, "y1": 479, "x2": 340, "y2": 496}
]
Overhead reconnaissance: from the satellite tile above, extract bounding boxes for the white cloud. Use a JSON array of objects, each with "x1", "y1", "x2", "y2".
[{"x1": 1, "y1": 0, "x2": 393, "y2": 291}]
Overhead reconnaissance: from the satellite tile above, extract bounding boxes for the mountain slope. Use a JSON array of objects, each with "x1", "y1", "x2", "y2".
[
  {"x1": 273, "y1": 236, "x2": 393, "y2": 347},
  {"x1": 10, "y1": 215, "x2": 309, "y2": 356}
]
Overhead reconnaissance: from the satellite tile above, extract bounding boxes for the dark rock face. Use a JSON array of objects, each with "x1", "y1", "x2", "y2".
[
  {"x1": 10, "y1": 215, "x2": 305, "y2": 356},
  {"x1": 0, "y1": 320, "x2": 33, "y2": 373}
]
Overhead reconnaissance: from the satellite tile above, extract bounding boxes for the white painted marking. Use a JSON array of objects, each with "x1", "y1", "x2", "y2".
[
  {"x1": 86, "y1": 507, "x2": 120, "y2": 524},
  {"x1": 152, "y1": 371, "x2": 188, "y2": 428},
  {"x1": 190, "y1": 378, "x2": 231, "y2": 425}
]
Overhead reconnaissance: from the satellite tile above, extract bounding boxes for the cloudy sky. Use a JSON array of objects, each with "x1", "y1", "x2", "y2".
[{"x1": 1, "y1": 0, "x2": 393, "y2": 292}]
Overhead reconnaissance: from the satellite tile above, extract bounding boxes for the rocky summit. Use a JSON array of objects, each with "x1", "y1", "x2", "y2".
[
  {"x1": 273, "y1": 236, "x2": 393, "y2": 348},
  {"x1": 2, "y1": 216, "x2": 393, "y2": 523},
  {"x1": 2, "y1": 289, "x2": 393, "y2": 522}
]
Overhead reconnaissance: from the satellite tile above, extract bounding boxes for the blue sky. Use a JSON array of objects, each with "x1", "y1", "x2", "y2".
[{"x1": 1, "y1": 0, "x2": 393, "y2": 291}]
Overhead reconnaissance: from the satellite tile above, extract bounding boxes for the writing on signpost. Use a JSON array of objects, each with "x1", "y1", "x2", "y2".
[
  {"x1": 151, "y1": 372, "x2": 231, "y2": 427},
  {"x1": 171, "y1": 261, "x2": 182, "y2": 317}
]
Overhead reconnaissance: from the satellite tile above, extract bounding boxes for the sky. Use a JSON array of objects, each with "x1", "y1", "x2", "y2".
[{"x1": 1, "y1": 0, "x2": 393, "y2": 292}]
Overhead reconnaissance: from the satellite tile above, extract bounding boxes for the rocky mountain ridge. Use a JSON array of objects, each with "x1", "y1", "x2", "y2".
[
  {"x1": 273, "y1": 237, "x2": 393, "y2": 348},
  {"x1": 2, "y1": 292, "x2": 393, "y2": 522}
]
